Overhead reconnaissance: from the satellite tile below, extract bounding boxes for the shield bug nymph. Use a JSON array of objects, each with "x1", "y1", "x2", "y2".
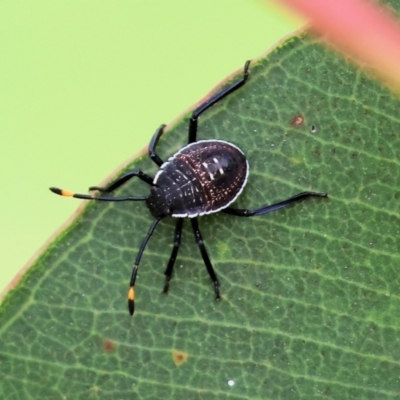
[{"x1": 50, "y1": 60, "x2": 327, "y2": 315}]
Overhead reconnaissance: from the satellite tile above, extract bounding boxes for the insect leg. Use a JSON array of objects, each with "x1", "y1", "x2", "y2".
[
  {"x1": 223, "y1": 192, "x2": 328, "y2": 217},
  {"x1": 163, "y1": 218, "x2": 184, "y2": 294},
  {"x1": 89, "y1": 170, "x2": 154, "y2": 193},
  {"x1": 128, "y1": 217, "x2": 163, "y2": 315},
  {"x1": 148, "y1": 124, "x2": 166, "y2": 167},
  {"x1": 188, "y1": 60, "x2": 251, "y2": 143},
  {"x1": 190, "y1": 218, "x2": 220, "y2": 300}
]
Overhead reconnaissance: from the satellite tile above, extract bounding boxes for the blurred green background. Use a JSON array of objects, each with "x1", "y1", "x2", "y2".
[{"x1": 0, "y1": 1, "x2": 301, "y2": 295}]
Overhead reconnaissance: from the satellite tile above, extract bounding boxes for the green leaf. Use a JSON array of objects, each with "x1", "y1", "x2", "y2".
[{"x1": 1, "y1": 32, "x2": 400, "y2": 399}]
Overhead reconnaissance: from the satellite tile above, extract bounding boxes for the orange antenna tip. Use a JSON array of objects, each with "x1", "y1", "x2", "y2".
[
  {"x1": 128, "y1": 287, "x2": 135, "y2": 316},
  {"x1": 49, "y1": 187, "x2": 74, "y2": 197}
]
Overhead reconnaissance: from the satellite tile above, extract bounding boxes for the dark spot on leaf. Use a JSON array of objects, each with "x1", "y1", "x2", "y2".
[
  {"x1": 310, "y1": 124, "x2": 317, "y2": 133},
  {"x1": 103, "y1": 339, "x2": 116, "y2": 352},
  {"x1": 291, "y1": 115, "x2": 304, "y2": 126},
  {"x1": 172, "y1": 349, "x2": 188, "y2": 366}
]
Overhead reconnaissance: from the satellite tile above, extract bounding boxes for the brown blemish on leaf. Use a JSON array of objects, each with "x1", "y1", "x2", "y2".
[
  {"x1": 291, "y1": 115, "x2": 304, "y2": 126},
  {"x1": 103, "y1": 339, "x2": 116, "y2": 352},
  {"x1": 172, "y1": 349, "x2": 188, "y2": 366}
]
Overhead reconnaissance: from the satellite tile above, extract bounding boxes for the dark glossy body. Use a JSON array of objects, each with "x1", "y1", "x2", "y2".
[{"x1": 146, "y1": 140, "x2": 249, "y2": 218}]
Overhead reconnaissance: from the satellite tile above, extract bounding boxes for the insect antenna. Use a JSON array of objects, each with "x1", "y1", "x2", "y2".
[
  {"x1": 49, "y1": 187, "x2": 148, "y2": 202},
  {"x1": 128, "y1": 217, "x2": 163, "y2": 315}
]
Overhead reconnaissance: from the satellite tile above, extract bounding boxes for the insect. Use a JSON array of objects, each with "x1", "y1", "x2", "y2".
[{"x1": 50, "y1": 60, "x2": 327, "y2": 316}]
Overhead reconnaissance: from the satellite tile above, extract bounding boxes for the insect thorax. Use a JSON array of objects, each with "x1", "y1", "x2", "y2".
[{"x1": 146, "y1": 140, "x2": 249, "y2": 218}]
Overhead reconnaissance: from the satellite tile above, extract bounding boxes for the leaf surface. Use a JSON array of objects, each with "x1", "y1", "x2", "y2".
[{"x1": 1, "y1": 33, "x2": 400, "y2": 399}]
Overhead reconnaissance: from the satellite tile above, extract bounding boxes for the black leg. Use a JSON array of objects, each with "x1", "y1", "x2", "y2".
[
  {"x1": 148, "y1": 124, "x2": 166, "y2": 167},
  {"x1": 163, "y1": 218, "x2": 184, "y2": 294},
  {"x1": 223, "y1": 192, "x2": 328, "y2": 217},
  {"x1": 89, "y1": 170, "x2": 154, "y2": 193},
  {"x1": 128, "y1": 217, "x2": 163, "y2": 315},
  {"x1": 188, "y1": 60, "x2": 251, "y2": 143},
  {"x1": 190, "y1": 218, "x2": 220, "y2": 299}
]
